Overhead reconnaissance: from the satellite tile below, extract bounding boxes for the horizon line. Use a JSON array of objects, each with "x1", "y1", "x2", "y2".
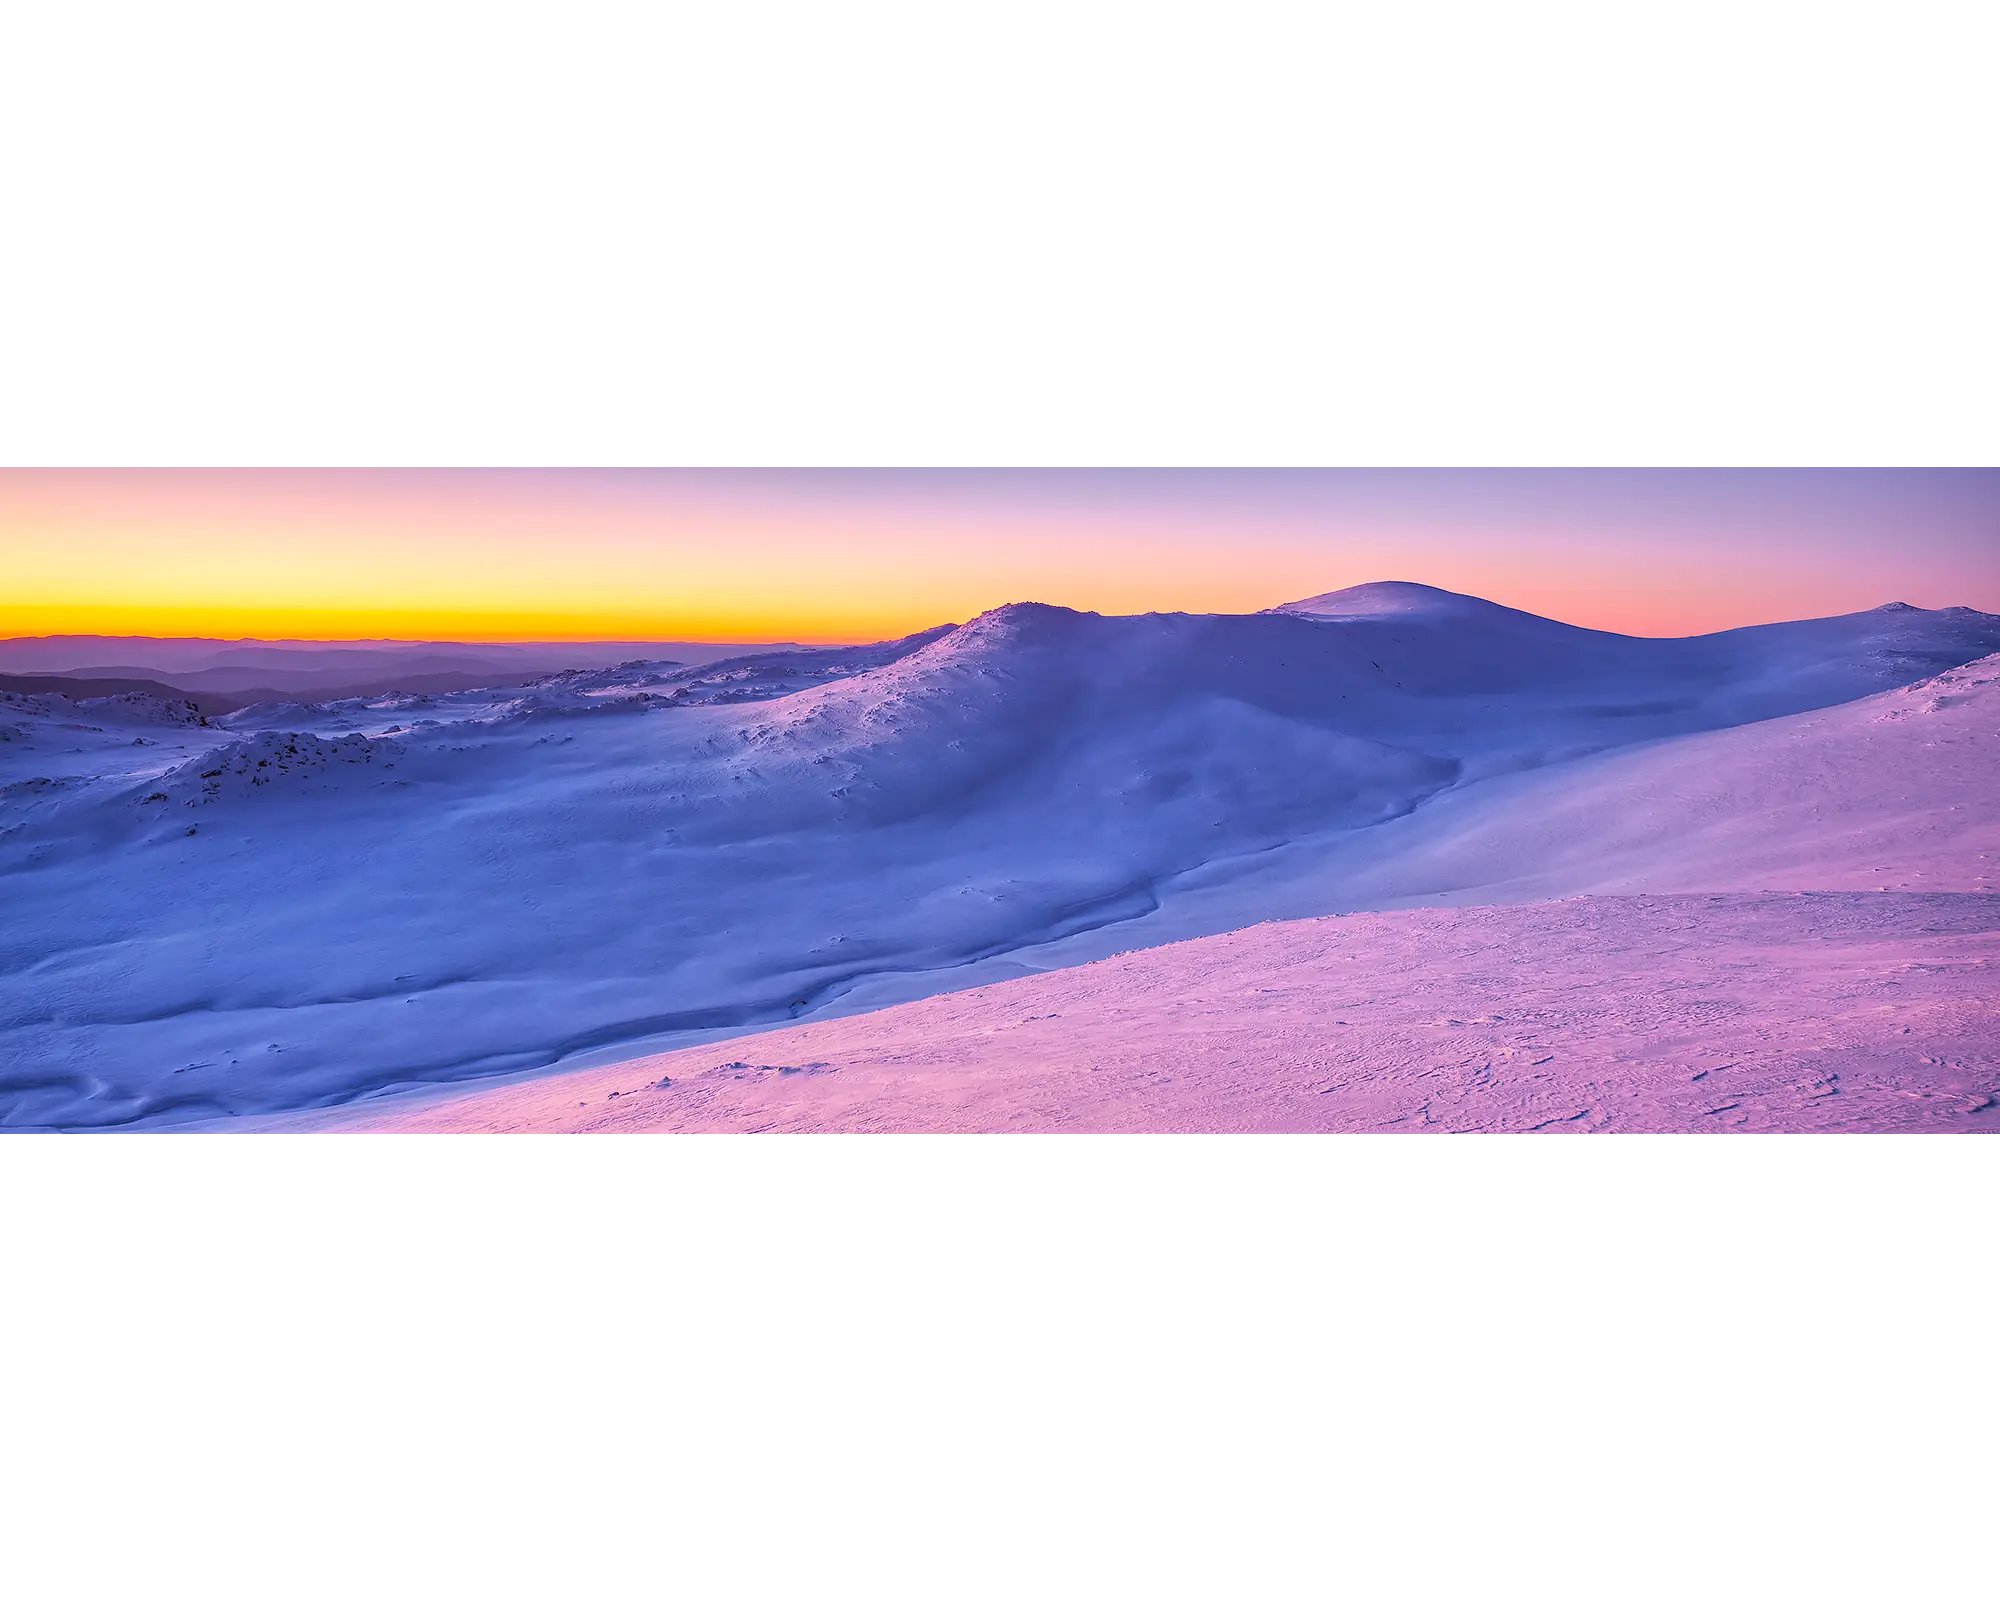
[{"x1": 0, "y1": 584, "x2": 1984, "y2": 652}]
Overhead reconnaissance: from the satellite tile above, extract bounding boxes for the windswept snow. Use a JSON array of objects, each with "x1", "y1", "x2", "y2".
[
  {"x1": 334, "y1": 893, "x2": 1999, "y2": 1134},
  {"x1": 3, "y1": 585, "x2": 1997, "y2": 1131}
]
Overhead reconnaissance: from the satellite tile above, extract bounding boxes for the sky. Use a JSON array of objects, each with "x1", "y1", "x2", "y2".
[{"x1": 2, "y1": 469, "x2": 1994, "y2": 643}]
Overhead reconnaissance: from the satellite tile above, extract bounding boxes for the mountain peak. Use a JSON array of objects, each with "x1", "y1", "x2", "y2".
[
  {"x1": 1269, "y1": 581, "x2": 1534, "y2": 622},
  {"x1": 938, "y1": 601, "x2": 1095, "y2": 647}
]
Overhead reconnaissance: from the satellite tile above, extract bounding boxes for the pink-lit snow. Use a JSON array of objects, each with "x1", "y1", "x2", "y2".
[{"x1": 335, "y1": 893, "x2": 1996, "y2": 1133}]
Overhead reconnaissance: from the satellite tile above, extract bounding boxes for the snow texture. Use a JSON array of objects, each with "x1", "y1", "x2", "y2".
[
  {"x1": 340, "y1": 893, "x2": 1998, "y2": 1134},
  {"x1": 2, "y1": 583, "x2": 1996, "y2": 1132}
]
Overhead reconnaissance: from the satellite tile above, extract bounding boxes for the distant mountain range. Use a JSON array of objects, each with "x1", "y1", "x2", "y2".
[{"x1": 0, "y1": 635, "x2": 805, "y2": 708}]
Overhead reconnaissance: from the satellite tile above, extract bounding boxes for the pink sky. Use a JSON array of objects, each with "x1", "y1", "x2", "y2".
[{"x1": 2, "y1": 469, "x2": 1993, "y2": 641}]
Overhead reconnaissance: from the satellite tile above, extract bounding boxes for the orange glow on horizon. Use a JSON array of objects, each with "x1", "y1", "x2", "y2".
[
  {"x1": 4, "y1": 470, "x2": 1992, "y2": 645},
  {"x1": 0, "y1": 581, "x2": 1831, "y2": 646},
  {"x1": 0, "y1": 601, "x2": 898, "y2": 648}
]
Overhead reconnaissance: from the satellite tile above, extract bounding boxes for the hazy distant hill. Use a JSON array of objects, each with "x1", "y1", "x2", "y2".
[
  {"x1": 0, "y1": 673, "x2": 246, "y2": 715},
  {"x1": 0, "y1": 635, "x2": 804, "y2": 676},
  {"x1": 0, "y1": 636, "x2": 814, "y2": 708},
  {"x1": 44, "y1": 664, "x2": 549, "y2": 703}
]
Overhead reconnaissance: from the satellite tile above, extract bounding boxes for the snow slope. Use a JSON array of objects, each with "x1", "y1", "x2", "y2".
[
  {"x1": 336, "y1": 893, "x2": 1999, "y2": 1134},
  {"x1": 1026, "y1": 648, "x2": 2000, "y2": 949},
  {"x1": 326, "y1": 649, "x2": 2000, "y2": 1134},
  {"x1": 3, "y1": 586, "x2": 1997, "y2": 1130},
  {"x1": 1280, "y1": 650, "x2": 2000, "y2": 903}
]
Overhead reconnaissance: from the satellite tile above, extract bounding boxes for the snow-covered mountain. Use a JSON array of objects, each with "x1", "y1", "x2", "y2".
[
  {"x1": 3, "y1": 583, "x2": 1996, "y2": 1129},
  {"x1": 338, "y1": 650, "x2": 2000, "y2": 1135}
]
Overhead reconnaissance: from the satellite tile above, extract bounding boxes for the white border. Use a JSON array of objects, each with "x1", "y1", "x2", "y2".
[
  {"x1": 3, "y1": 7, "x2": 1995, "y2": 1596},
  {"x1": 6, "y1": 1136, "x2": 1995, "y2": 1598},
  {"x1": 3, "y1": 4, "x2": 1995, "y2": 465}
]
